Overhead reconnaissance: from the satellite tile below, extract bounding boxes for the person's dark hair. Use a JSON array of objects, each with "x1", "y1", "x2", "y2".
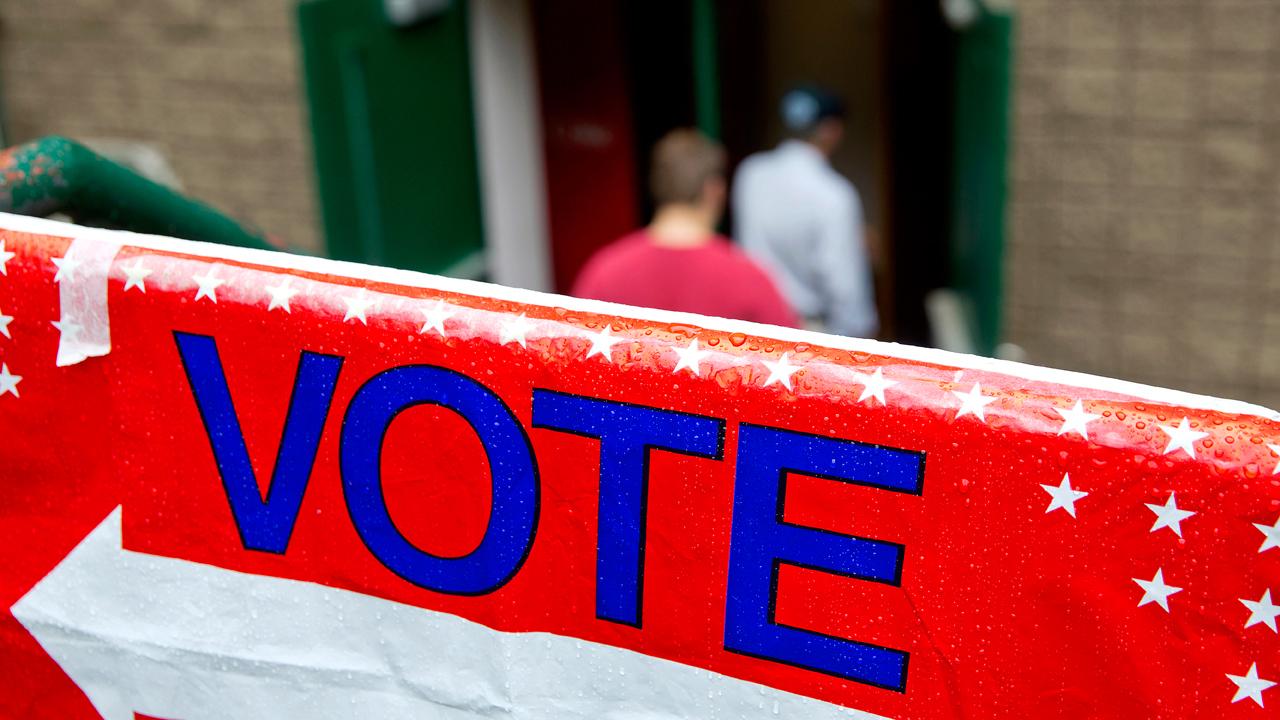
[
  {"x1": 780, "y1": 85, "x2": 846, "y2": 136},
  {"x1": 649, "y1": 128, "x2": 726, "y2": 206}
]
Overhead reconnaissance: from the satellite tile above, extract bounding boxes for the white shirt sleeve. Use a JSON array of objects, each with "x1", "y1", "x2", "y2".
[{"x1": 817, "y1": 186, "x2": 878, "y2": 337}]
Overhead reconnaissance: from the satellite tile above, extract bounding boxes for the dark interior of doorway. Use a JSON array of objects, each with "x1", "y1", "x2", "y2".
[{"x1": 534, "y1": 0, "x2": 955, "y2": 347}]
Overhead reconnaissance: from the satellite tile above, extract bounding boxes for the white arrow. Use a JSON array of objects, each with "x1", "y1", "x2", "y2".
[{"x1": 12, "y1": 508, "x2": 886, "y2": 719}]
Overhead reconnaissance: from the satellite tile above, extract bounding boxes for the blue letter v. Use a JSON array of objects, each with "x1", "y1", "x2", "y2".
[{"x1": 174, "y1": 332, "x2": 343, "y2": 553}]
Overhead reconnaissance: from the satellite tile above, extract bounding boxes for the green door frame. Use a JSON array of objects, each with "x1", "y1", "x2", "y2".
[
  {"x1": 949, "y1": 6, "x2": 1014, "y2": 356},
  {"x1": 297, "y1": 0, "x2": 486, "y2": 276},
  {"x1": 691, "y1": 0, "x2": 721, "y2": 140}
]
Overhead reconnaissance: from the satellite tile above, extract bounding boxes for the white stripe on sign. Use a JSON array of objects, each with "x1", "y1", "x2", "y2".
[
  {"x1": 55, "y1": 236, "x2": 121, "y2": 366},
  {"x1": 11, "y1": 508, "x2": 889, "y2": 720}
]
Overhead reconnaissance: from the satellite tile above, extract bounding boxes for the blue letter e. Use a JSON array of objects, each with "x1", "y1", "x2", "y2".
[{"x1": 725, "y1": 424, "x2": 924, "y2": 693}]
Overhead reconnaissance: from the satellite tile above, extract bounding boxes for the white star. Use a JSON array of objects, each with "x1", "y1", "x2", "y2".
[
  {"x1": 419, "y1": 300, "x2": 454, "y2": 335},
  {"x1": 341, "y1": 290, "x2": 378, "y2": 324},
  {"x1": 0, "y1": 308, "x2": 11, "y2": 339},
  {"x1": 0, "y1": 240, "x2": 14, "y2": 275},
  {"x1": 192, "y1": 267, "x2": 226, "y2": 303},
  {"x1": 1041, "y1": 473, "x2": 1088, "y2": 517},
  {"x1": 1145, "y1": 492, "x2": 1195, "y2": 537},
  {"x1": 1133, "y1": 568, "x2": 1182, "y2": 612},
  {"x1": 1255, "y1": 515, "x2": 1280, "y2": 553},
  {"x1": 1241, "y1": 590, "x2": 1280, "y2": 633},
  {"x1": 1159, "y1": 416, "x2": 1207, "y2": 457},
  {"x1": 762, "y1": 352, "x2": 801, "y2": 390},
  {"x1": 264, "y1": 276, "x2": 300, "y2": 312},
  {"x1": 584, "y1": 325, "x2": 623, "y2": 362},
  {"x1": 1055, "y1": 400, "x2": 1101, "y2": 440},
  {"x1": 952, "y1": 382, "x2": 996, "y2": 422},
  {"x1": 852, "y1": 368, "x2": 897, "y2": 405},
  {"x1": 1268, "y1": 444, "x2": 1280, "y2": 475},
  {"x1": 51, "y1": 317, "x2": 83, "y2": 342},
  {"x1": 672, "y1": 339, "x2": 712, "y2": 376},
  {"x1": 121, "y1": 260, "x2": 153, "y2": 293},
  {"x1": 52, "y1": 255, "x2": 81, "y2": 283},
  {"x1": 499, "y1": 313, "x2": 535, "y2": 348},
  {"x1": 1227, "y1": 663, "x2": 1275, "y2": 707},
  {"x1": 0, "y1": 363, "x2": 20, "y2": 398}
]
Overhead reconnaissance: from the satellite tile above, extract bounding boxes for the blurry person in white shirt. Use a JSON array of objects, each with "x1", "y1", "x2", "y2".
[{"x1": 732, "y1": 86, "x2": 878, "y2": 338}]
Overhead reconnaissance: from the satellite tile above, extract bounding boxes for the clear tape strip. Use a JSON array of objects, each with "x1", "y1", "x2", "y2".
[{"x1": 56, "y1": 237, "x2": 122, "y2": 367}]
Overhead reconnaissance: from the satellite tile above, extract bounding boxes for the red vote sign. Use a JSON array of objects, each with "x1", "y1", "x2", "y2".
[{"x1": 0, "y1": 213, "x2": 1277, "y2": 719}]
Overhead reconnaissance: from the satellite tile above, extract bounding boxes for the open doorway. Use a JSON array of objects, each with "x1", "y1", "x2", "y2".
[{"x1": 532, "y1": 0, "x2": 957, "y2": 346}]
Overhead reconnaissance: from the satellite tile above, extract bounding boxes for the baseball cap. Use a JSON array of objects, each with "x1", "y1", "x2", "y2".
[{"x1": 780, "y1": 86, "x2": 845, "y2": 133}]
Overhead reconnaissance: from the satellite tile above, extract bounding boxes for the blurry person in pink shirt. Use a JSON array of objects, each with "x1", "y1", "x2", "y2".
[{"x1": 573, "y1": 129, "x2": 798, "y2": 328}]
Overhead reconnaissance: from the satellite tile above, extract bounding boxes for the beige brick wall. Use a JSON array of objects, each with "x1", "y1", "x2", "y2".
[
  {"x1": 0, "y1": 0, "x2": 320, "y2": 251},
  {"x1": 1007, "y1": 0, "x2": 1280, "y2": 408}
]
